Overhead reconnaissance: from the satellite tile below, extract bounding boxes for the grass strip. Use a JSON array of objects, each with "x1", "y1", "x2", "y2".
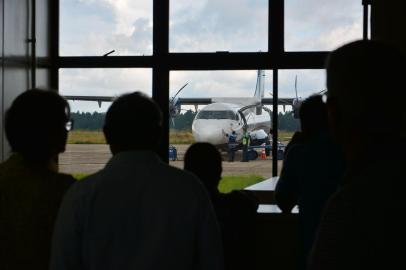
[{"x1": 72, "y1": 173, "x2": 265, "y2": 193}]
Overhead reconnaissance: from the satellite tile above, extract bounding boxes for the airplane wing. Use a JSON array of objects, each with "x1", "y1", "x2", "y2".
[
  {"x1": 63, "y1": 95, "x2": 115, "y2": 102},
  {"x1": 260, "y1": 98, "x2": 294, "y2": 105},
  {"x1": 178, "y1": 97, "x2": 294, "y2": 105},
  {"x1": 64, "y1": 96, "x2": 294, "y2": 106}
]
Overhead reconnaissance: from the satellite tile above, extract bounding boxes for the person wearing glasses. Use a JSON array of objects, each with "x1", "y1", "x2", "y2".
[{"x1": 0, "y1": 89, "x2": 76, "y2": 270}]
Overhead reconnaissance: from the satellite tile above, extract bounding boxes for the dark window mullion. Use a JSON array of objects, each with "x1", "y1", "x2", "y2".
[
  {"x1": 56, "y1": 52, "x2": 328, "y2": 70},
  {"x1": 51, "y1": 0, "x2": 60, "y2": 90},
  {"x1": 362, "y1": 0, "x2": 371, "y2": 40},
  {"x1": 272, "y1": 70, "x2": 279, "y2": 177},
  {"x1": 153, "y1": 0, "x2": 170, "y2": 162},
  {"x1": 269, "y1": 0, "x2": 284, "y2": 176},
  {"x1": 269, "y1": 0, "x2": 284, "y2": 54},
  {"x1": 57, "y1": 56, "x2": 154, "y2": 68}
]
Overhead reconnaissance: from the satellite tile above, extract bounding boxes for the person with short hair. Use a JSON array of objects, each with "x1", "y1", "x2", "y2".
[
  {"x1": 309, "y1": 40, "x2": 406, "y2": 270},
  {"x1": 224, "y1": 130, "x2": 238, "y2": 162},
  {"x1": 184, "y1": 142, "x2": 258, "y2": 270},
  {"x1": 0, "y1": 89, "x2": 75, "y2": 270},
  {"x1": 51, "y1": 92, "x2": 223, "y2": 270},
  {"x1": 275, "y1": 94, "x2": 345, "y2": 270},
  {"x1": 241, "y1": 127, "x2": 250, "y2": 162}
]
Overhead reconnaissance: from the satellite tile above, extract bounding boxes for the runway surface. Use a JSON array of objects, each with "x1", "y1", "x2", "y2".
[{"x1": 59, "y1": 144, "x2": 282, "y2": 177}]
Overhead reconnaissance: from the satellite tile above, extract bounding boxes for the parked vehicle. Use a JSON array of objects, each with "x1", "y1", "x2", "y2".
[{"x1": 168, "y1": 145, "x2": 177, "y2": 161}]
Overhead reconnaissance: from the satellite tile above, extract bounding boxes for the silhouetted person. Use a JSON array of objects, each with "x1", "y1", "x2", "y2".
[
  {"x1": 241, "y1": 127, "x2": 250, "y2": 162},
  {"x1": 309, "y1": 40, "x2": 406, "y2": 270},
  {"x1": 51, "y1": 92, "x2": 223, "y2": 270},
  {"x1": 275, "y1": 94, "x2": 345, "y2": 270},
  {"x1": 184, "y1": 143, "x2": 258, "y2": 270},
  {"x1": 284, "y1": 131, "x2": 306, "y2": 157},
  {"x1": 0, "y1": 89, "x2": 75, "y2": 270}
]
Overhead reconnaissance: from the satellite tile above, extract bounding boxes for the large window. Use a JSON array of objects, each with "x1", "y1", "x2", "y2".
[{"x1": 56, "y1": 0, "x2": 366, "y2": 180}]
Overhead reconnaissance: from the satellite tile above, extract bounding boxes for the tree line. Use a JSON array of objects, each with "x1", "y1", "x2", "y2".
[{"x1": 71, "y1": 110, "x2": 300, "y2": 132}]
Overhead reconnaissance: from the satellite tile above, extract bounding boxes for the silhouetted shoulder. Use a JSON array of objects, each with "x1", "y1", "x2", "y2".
[
  {"x1": 166, "y1": 163, "x2": 205, "y2": 186},
  {"x1": 49, "y1": 171, "x2": 76, "y2": 188},
  {"x1": 223, "y1": 190, "x2": 259, "y2": 213},
  {"x1": 66, "y1": 169, "x2": 106, "y2": 195}
]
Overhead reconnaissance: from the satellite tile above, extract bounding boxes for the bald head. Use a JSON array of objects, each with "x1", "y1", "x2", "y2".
[
  {"x1": 326, "y1": 40, "x2": 406, "y2": 147},
  {"x1": 103, "y1": 92, "x2": 163, "y2": 154}
]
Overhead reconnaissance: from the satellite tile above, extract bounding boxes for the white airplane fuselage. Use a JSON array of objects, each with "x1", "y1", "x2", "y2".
[{"x1": 192, "y1": 102, "x2": 271, "y2": 147}]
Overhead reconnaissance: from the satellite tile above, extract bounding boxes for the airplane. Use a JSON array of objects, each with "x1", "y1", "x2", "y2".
[
  {"x1": 63, "y1": 70, "x2": 297, "y2": 149},
  {"x1": 191, "y1": 69, "x2": 271, "y2": 148}
]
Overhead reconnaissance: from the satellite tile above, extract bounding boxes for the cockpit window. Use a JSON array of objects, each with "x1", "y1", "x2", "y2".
[{"x1": 196, "y1": 110, "x2": 238, "y2": 120}]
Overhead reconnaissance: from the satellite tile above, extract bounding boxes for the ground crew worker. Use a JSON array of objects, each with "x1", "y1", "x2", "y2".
[
  {"x1": 241, "y1": 128, "x2": 250, "y2": 162},
  {"x1": 224, "y1": 130, "x2": 238, "y2": 162}
]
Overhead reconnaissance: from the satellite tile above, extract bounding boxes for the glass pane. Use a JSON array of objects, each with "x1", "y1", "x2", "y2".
[
  {"x1": 60, "y1": 0, "x2": 152, "y2": 56},
  {"x1": 170, "y1": 0, "x2": 268, "y2": 52},
  {"x1": 285, "y1": 0, "x2": 363, "y2": 51},
  {"x1": 58, "y1": 68, "x2": 152, "y2": 176},
  {"x1": 170, "y1": 70, "x2": 274, "y2": 192}
]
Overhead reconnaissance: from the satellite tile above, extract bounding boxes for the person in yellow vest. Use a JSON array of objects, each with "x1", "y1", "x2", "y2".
[{"x1": 241, "y1": 127, "x2": 250, "y2": 162}]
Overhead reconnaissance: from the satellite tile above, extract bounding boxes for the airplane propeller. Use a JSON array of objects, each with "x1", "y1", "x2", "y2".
[
  {"x1": 170, "y1": 83, "x2": 189, "y2": 104},
  {"x1": 295, "y1": 75, "x2": 299, "y2": 100},
  {"x1": 169, "y1": 82, "x2": 189, "y2": 128}
]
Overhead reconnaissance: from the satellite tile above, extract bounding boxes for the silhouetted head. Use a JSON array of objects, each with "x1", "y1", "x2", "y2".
[
  {"x1": 326, "y1": 40, "x2": 406, "y2": 158},
  {"x1": 103, "y1": 92, "x2": 162, "y2": 154},
  {"x1": 299, "y1": 94, "x2": 329, "y2": 138},
  {"x1": 184, "y1": 143, "x2": 222, "y2": 194},
  {"x1": 5, "y1": 89, "x2": 71, "y2": 163}
]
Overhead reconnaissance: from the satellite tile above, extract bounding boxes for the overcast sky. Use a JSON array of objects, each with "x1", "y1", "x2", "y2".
[{"x1": 59, "y1": 0, "x2": 363, "y2": 112}]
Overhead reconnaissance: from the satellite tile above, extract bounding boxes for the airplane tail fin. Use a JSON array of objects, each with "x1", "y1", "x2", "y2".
[{"x1": 254, "y1": 70, "x2": 265, "y2": 100}]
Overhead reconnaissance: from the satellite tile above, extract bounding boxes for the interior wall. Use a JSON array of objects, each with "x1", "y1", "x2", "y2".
[
  {"x1": 0, "y1": 0, "x2": 30, "y2": 161},
  {"x1": 371, "y1": 0, "x2": 406, "y2": 55},
  {"x1": 36, "y1": 0, "x2": 52, "y2": 88},
  {"x1": 0, "y1": 0, "x2": 52, "y2": 161},
  {"x1": 0, "y1": 0, "x2": 3, "y2": 161}
]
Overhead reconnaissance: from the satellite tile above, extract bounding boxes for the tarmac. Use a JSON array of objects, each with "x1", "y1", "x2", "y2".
[{"x1": 59, "y1": 144, "x2": 283, "y2": 177}]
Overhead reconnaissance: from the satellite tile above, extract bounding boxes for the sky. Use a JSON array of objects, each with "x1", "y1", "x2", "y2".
[{"x1": 58, "y1": 0, "x2": 363, "y2": 113}]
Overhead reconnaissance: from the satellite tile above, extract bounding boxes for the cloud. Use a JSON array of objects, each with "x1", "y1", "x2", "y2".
[
  {"x1": 60, "y1": 0, "x2": 152, "y2": 55},
  {"x1": 60, "y1": 0, "x2": 362, "y2": 112},
  {"x1": 170, "y1": 0, "x2": 268, "y2": 52},
  {"x1": 170, "y1": 70, "x2": 267, "y2": 98},
  {"x1": 60, "y1": 68, "x2": 152, "y2": 95},
  {"x1": 285, "y1": 0, "x2": 363, "y2": 51}
]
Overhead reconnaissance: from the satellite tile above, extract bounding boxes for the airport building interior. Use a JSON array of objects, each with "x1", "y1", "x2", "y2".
[{"x1": 0, "y1": 1, "x2": 405, "y2": 269}]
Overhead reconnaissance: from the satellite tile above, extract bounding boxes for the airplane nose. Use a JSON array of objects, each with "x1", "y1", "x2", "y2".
[{"x1": 192, "y1": 121, "x2": 227, "y2": 145}]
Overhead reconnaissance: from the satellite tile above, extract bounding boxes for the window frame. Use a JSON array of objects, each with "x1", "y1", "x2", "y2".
[{"x1": 51, "y1": 0, "x2": 369, "y2": 177}]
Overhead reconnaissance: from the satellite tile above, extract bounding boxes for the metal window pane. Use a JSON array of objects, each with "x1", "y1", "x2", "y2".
[
  {"x1": 169, "y1": 70, "x2": 275, "y2": 187},
  {"x1": 60, "y1": 0, "x2": 153, "y2": 56},
  {"x1": 285, "y1": 0, "x2": 363, "y2": 51},
  {"x1": 169, "y1": 0, "x2": 268, "y2": 52},
  {"x1": 59, "y1": 68, "x2": 152, "y2": 112}
]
